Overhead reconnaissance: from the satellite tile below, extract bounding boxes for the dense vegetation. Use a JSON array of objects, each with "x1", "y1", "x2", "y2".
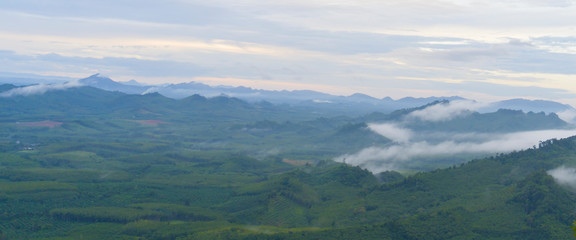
[{"x1": 0, "y1": 86, "x2": 575, "y2": 239}]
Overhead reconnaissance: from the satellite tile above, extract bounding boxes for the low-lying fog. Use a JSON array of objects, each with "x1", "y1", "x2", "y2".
[{"x1": 336, "y1": 100, "x2": 576, "y2": 173}]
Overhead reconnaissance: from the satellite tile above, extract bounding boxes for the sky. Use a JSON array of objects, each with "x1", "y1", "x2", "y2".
[{"x1": 1, "y1": 0, "x2": 576, "y2": 104}]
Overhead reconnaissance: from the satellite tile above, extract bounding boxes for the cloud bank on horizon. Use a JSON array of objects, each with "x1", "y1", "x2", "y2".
[{"x1": 0, "y1": 0, "x2": 576, "y2": 104}]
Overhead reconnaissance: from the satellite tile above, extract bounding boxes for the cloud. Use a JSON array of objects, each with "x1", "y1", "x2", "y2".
[
  {"x1": 141, "y1": 87, "x2": 160, "y2": 95},
  {"x1": 0, "y1": 81, "x2": 82, "y2": 97},
  {"x1": 420, "y1": 45, "x2": 510, "y2": 63},
  {"x1": 548, "y1": 166, "x2": 576, "y2": 188},
  {"x1": 517, "y1": 0, "x2": 575, "y2": 7},
  {"x1": 337, "y1": 97, "x2": 576, "y2": 173},
  {"x1": 407, "y1": 100, "x2": 488, "y2": 122},
  {"x1": 557, "y1": 109, "x2": 576, "y2": 124},
  {"x1": 2, "y1": 0, "x2": 576, "y2": 106},
  {"x1": 368, "y1": 123, "x2": 413, "y2": 143},
  {"x1": 336, "y1": 129, "x2": 576, "y2": 173}
]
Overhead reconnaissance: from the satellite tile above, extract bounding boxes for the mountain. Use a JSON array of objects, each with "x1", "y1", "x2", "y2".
[
  {"x1": 74, "y1": 74, "x2": 576, "y2": 115},
  {"x1": 481, "y1": 98, "x2": 575, "y2": 114},
  {"x1": 0, "y1": 86, "x2": 126, "y2": 118},
  {"x1": 0, "y1": 86, "x2": 570, "y2": 136},
  {"x1": 78, "y1": 74, "x2": 148, "y2": 94},
  {"x1": 362, "y1": 101, "x2": 569, "y2": 133},
  {"x1": 1, "y1": 86, "x2": 570, "y2": 166},
  {"x1": 0, "y1": 85, "x2": 323, "y2": 123},
  {"x1": 0, "y1": 72, "x2": 72, "y2": 85},
  {"x1": 0, "y1": 84, "x2": 18, "y2": 92},
  {"x1": 62, "y1": 74, "x2": 468, "y2": 115},
  {"x1": 2, "y1": 79, "x2": 576, "y2": 239},
  {"x1": 151, "y1": 83, "x2": 468, "y2": 115},
  {"x1": 4, "y1": 73, "x2": 572, "y2": 116}
]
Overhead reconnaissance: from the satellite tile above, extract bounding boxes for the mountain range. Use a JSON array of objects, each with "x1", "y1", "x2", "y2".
[
  {"x1": 80, "y1": 74, "x2": 576, "y2": 114},
  {"x1": 2, "y1": 72, "x2": 576, "y2": 239},
  {"x1": 0, "y1": 82, "x2": 571, "y2": 172},
  {"x1": 0, "y1": 83, "x2": 576, "y2": 238},
  {"x1": 0, "y1": 73, "x2": 546, "y2": 116}
]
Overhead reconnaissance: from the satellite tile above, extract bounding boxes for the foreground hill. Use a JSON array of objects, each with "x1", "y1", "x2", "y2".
[{"x1": 1, "y1": 134, "x2": 576, "y2": 239}]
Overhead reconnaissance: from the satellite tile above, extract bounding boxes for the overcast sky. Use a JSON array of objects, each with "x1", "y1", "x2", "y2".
[{"x1": 1, "y1": 0, "x2": 576, "y2": 104}]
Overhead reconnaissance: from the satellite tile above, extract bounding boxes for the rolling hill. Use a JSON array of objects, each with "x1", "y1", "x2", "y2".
[{"x1": 0, "y1": 81, "x2": 575, "y2": 239}]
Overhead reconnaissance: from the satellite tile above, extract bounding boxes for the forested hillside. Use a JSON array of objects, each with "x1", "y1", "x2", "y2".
[
  {"x1": 0, "y1": 87, "x2": 575, "y2": 239},
  {"x1": 2, "y1": 136, "x2": 576, "y2": 239}
]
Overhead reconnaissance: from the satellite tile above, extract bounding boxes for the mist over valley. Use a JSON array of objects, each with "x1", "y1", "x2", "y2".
[{"x1": 1, "y1": 72, "x2": 576, "y2": 239}]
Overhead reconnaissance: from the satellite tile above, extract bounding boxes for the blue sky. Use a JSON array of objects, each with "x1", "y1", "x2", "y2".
[{"x1": 1, "y1": 0, "x2": 576, "y2": 104}]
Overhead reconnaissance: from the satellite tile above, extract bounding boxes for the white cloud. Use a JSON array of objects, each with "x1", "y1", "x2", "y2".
[
  {"x1": 0, "y1": 81, "x2": 82, "y2": 97},
  {"x1": 368, "y1": 123, "x2": 413, "y2": 143},
  {"x1": 2, "y1": 0, "x2": 576, "y2": 105},
  {"x1": 548, "y1": 166, "x2": 576, "y2": 188},
  {"x1": 407, "y1": 100, "x2": 488, "y2": 122},
  {"x1": 248, "y1": 0, "x2": 576, "y2": 41},
  {"x1": 337, "y1": 129, "x2": 576, "y2": 173},
  {"x1": 141, "y1": 87, "x2": 160, "y2": 95},
  {"x1": 339, "y1": 96, "x2": 576, "y2": 173},
  {"x1": 557, "y1": 109, "x2": 576, "y2": 124}
]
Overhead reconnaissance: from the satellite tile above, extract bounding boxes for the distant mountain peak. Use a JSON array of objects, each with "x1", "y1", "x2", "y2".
[
  {"x1": 86, "y1": 73, "x2": 112, "y2": 79},
  {"x1": 121, "y1": 80, "x2": 144, "y2": 86},
  {"x1": 49, "y1": 74, "x2": 575, "y2": 116},
  {"x1": 80, "y1": 74, "x2": 114, "y2": 84},
  {"x1": 348, "y1": 93, "x2": 376, "y2": 99},
  {"x1": 481, "y1": 98, "x2": 575, "y2": 114},
  {"x1": 78, "y1": 74, "x2": 147, "y2": 95}
]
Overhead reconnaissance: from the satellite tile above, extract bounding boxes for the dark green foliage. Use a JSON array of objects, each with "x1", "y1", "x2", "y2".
[
  {"x1": 2, "y1": 88, "x2": 576, "y2": 239},
  {"x1": 2, "y1": 138, "x2": 576, "y2": 239},
  {"x1": 318, "y1": 164, "x2": 378, "y2": 187},
  {"x1": 377, "y1": 171, "x2": 405, "y2": 183},
  {"x1": 50, "y1": 207, "x2": 163, "y2": 223},
  {"x1": 510, "y1": 171, "x2": 576, "y2": 239}
]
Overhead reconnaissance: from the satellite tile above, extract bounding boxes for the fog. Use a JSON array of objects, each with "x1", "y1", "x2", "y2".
[
  {"x1": 367, "y1": 123, "x2": 413, "y2": 143},
  {"x1": 337, "y1": 129, "x2": 576, "y2": 173},
  {"x1": 336, "y1": 101, "x2": 576, "y2": 173},
  {"x1": 0, "y1": 81, "x2": 82, "y2": 97},
  {"x1": 557, "y1": 109, "x2": 576, "y2": 124},
  {"x1": 407, "y1": 100, "x2": 487, "y2": 122},
  {"x1": 548, "y1": 166, "x2": 576, "y2": 189}
]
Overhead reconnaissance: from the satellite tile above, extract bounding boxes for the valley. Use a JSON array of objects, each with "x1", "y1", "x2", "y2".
[{"x1": 0, "y1": 81, "x2": 575, "y2": 239}]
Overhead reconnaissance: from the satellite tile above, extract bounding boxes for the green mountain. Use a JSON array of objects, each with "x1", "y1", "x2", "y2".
[
  {"x1": 1, "y1": 86, "x2": 576, "y2": 239},
  {"x1": 364, "y1": 100, "x2": 569, "y2": 133}
]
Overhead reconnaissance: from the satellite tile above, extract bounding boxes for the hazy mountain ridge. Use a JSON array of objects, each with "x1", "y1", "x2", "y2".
[
  {"x1": 0, "y1": 85, "x2": 571, "y2": 173},
  {"x1": 0, "y1": 85, "x2": 568, "y2": 132},
  {"x1": 78, "y1": 73, "x2": 147, "y2": 94},
  {"x1": 76, "y1": 74, "x2": 575, "y2": 114},
  {"x1": 3, "y1": 73, "x2": 571, "y2": 116},
  {"x1": 79, "y1": 74, "x2": 469, "y2": 115},
  {"x1": 372, "y1": 101, "x2": 569, "y2": 133}
]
